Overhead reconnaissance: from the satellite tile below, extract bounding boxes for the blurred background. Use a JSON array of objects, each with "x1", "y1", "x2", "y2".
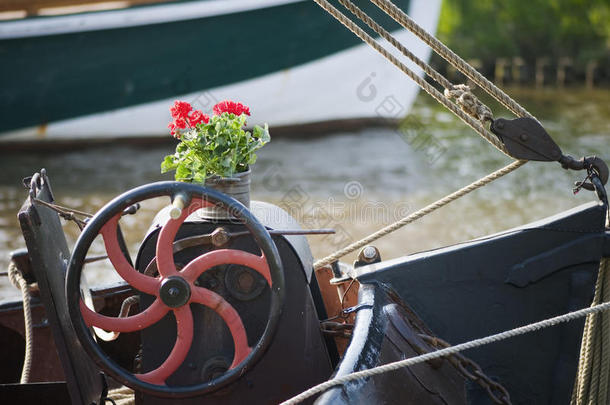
[
  {"x1": 432, "y1": 0, "x2": 610, "y2": 86},
  {"x1": 0, "y1": 0, "x2": 608, "y2": 299}
]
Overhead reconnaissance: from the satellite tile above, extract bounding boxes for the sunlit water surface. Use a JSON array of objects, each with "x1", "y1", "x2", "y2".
[{"x1": 1, "y1": 88, "x2": 608, "y2": 301}]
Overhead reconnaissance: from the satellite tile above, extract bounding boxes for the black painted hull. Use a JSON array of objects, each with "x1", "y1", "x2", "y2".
[{"x1": 317, "y1": 202, "x2": 609, "y2": 404}]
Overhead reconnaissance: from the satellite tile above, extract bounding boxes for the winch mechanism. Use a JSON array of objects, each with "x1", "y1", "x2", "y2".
[{"x1": 65, "y1": 182, "x2": 333, "y2": 402}]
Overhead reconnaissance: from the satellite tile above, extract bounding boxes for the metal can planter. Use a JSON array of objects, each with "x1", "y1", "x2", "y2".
[{"x1": 197, "y1": 168, "x2": 251, "y2": 220}]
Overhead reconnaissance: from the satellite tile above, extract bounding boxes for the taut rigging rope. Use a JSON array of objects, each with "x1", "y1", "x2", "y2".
[
  {"x1": 313, "y1": 159, "x2": 526, "y2": 269},
  {"x1": 303, "y1": 3, "x2": 610, "y2": 405},
  {"x1": 336, "y1": 0, "x2": 453, "y2": 90},
  {"x1": 337, "y1": 0, "x2": 493, "y2": 125},
  {"x1": 311, "y1": 0, "x2": 509, "y2": 155},
  {"x1": 368, "y1": 0, "x2": 536, "y2": 120},
  {"x1": 280, "y1": 299, "x2": 610, "y2": 405},
  {"x1": 309, "y1": 0, "x2": 539, "y2": 269}
]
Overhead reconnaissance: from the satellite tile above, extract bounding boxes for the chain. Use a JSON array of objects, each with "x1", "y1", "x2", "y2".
[
  {"x1": 403, "y1": 306, "x2": 511, "y2": 404},
  {"x1": 320, "y1": 321, "x2": 353, "y2": 338},
  {"x1": 319, "y1": 303, "x2": 512, "y2": 403},
  {"x1": 420, "y1": 334, "x2": 512, "y2": 404}
]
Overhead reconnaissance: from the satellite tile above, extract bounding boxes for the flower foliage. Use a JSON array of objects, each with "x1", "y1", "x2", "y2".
[{"x1": 162, "y1": 100, "x2": 270, "y2": 182}]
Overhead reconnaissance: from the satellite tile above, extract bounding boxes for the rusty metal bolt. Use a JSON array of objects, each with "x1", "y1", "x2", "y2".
[
  {"x1": 358, "y1": 246, "x2": 380, "y2": 264},
  {"x1": 211, "y1": 227, "x2": 230, "y2": 247}
]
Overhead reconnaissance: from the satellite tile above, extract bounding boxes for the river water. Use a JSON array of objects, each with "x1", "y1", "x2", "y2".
[{"x1": 0, "y1": 88, "x2": 608, "y2": 301}]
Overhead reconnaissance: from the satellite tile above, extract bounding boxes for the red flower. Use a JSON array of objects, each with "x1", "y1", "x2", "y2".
[
  {"x1": 213, "y1": 100, "x2": 250, "y2": 116},
  {"x1": 170, "y1": 100, "x2": 192, "y2": 120},
  {"x1": 174, "y1": 117, "x2": 187, "y2": 130},
  {"x1": 168, "y1": 122, "x2": 179, "y2": 138},
  {"x1": 188, "y1": 110, "x2": 209, "y2": 127}
]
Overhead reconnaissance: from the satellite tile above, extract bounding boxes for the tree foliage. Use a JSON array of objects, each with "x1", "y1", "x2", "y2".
[{"x1": 437, "y1": 0, "x2": 610, "y2": 65}]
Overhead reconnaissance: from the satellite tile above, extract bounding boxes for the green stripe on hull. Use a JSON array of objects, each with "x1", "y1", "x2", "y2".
[{"x1": 0, "y1": 0, "x2": 409, "y2": 132}]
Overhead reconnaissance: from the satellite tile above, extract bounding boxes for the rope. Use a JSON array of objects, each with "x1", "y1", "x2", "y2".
[
  {"x1": 444, "y1": 84, "x2": 493, "y2": 123},
  {"x1": 571, "y1": 257, "x2": 610, "y2": 404},
  {"x1": 280, "y1": 299, "x2": 610, "y2": 405},
  {"x1": 311, "y1": 0, "x2": 510, "y2": 156},
  {"x1": 32, "y1": 198, "x2": 90, "y2": 229},
  {"x1": 368, "y1": 0, "x2": 536, "y2": 120},
  {"x1": 32, "y1": 198, "x2": 92, "y2": 218},
  {"x1": 305, "y1": 0, "x2": 540, "y2": 267},
  {"x1": 7, "y1": 261, "x2": 33, "y2": 384},
  {"x1": 313, "y1": 159, "x2": 526, "y2": 269},
  {"x1": 107, "y1": 386, "x2": 135, "y2": 405},
  {"x1": 337, "y1": 0, "x2": 453, "y2": 90},
  {"x1": 336, "y1": 0, "x2": 494, "y2": 126}
]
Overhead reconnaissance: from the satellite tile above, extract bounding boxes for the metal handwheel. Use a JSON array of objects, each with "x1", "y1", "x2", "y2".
[{"x1": 66, "y1": 182, "x2": 285, "y2": 397}]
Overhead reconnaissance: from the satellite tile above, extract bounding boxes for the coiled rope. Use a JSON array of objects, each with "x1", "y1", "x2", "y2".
[
  {"x1": 280, "y1": 299, "x2": 610, "y2": 405},
  {"x1": 107, "y1": 386, "x2": 135, "y2": 405},
  {"x1": 571, "y1": 256, "x2": 610, "y2": 404},
  {"x1": 7, "y1": 261, "x2": 33, "y2": 383}
]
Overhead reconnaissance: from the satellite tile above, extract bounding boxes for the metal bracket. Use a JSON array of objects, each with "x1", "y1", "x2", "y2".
[
  {"x1": 490, "y1": 117, "x2": 609, "y2": 194},
  {"x1": 342, "y1": 303, "x2": 373, "y2": 315},
  {"x1": 560, "y1": 155, "x2": 609, "y2": 193},
  {"x1": 329, "y1": 261, "x2": 355, "y2": 285},
  {"x1": 491, "y1": 117, "x2": 562, "y2": 161}
]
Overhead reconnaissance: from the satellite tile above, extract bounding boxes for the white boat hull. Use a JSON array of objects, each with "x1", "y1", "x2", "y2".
[{"x1": 0, "y1": 0, "x2": 440, "y2": 142}]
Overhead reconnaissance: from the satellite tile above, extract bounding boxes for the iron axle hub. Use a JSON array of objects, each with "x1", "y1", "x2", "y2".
[{"x1": 159, "y1": 276, "x2": 191, "y2": 308}]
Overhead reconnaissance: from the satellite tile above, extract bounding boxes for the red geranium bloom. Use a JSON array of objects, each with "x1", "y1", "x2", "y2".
[
  {"x1": 188, "y1": 110, "x2": 209, "y2": 126},
  {"x1": 168, "y1": 122, "x2": 179, "y2": 138},
  {"x1": 213, "y1": 100, "x2": 250, "y2": 116},
  {"x1": 174, "y1": 117, "x2": 188, "y2": 130},
  {"x1": 170, "y1": 100, "x2": 193, "y2": 120}
]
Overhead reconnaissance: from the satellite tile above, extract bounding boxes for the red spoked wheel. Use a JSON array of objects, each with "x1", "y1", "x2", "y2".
[{"x1": 66, "y1": 182, "x2": 284, "y2": 398}]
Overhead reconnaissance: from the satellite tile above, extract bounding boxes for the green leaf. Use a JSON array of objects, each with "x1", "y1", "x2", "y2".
[
  {"x1": 161, "y1": 109, "x2": 271, "y2": 180},
  {"x1": 192, "y1": 170, "x2": 207, "y2": 184},
  {"x1": 160, "y1": 155, "x2": 177, "y2": 173},
  {"x1": 175, "y1": 164, "x2": 192, "y2": 182}
]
